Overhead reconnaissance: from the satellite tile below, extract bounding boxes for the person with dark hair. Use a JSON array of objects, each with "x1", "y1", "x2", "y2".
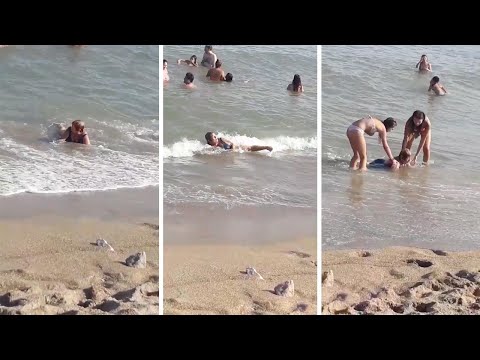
[
  {"x1": 201, "y1": 45, "x2": 217, "y2": 68},
  {"x1": 206, "y1": 59, "x2": 226, "y2": 81},
  {"x1": 205, "y1": 132, "x2": 272, "y2": 152},
  {"x1": 163, "y1": 59, "x2": 169, "y2": 82},
  {"x1": 370, "y1": 148, "x2": 413, "y2": 170},
  {"x1": 428, "y1": 76, "x2": 447, "y2": 95},
  {"x1": 401, "y1": 110, "x2": 432, "y2": 164},
  {"x1": 183, "y1": 72, "x2": 195, "y2": 89},
  {"x1": 224, "y1": 73, "x2": 233, "y2": 82},
  {"x1": 287, "y1": 74, "x2": 304, "y2": 92},
  {"x1": 416, "y1": 54, "x2": 432, "y2": 72},
  {"x1": 346, "y1": 115, "x2": 398, "y2": 171},
  {"x1": 177, "y1": 55, "x2": 198, "y2": 67}
]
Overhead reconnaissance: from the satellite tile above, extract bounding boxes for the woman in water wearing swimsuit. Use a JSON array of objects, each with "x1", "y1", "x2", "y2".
[
  {"x1": 346, "y1": 115, "x2": 398, "y2": 171},
  {"x1": 62, "y1": 120, "x2": 90, "y2": 145},
  {"x1": 205, "y1": 132, "x2": 272, "y2": 152},
  {"x1": 401, "y1": 110, "x2": 431, "y2": 165}
]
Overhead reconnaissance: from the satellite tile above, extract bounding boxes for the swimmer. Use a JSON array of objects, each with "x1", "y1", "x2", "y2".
[
  {"x1": 62, "y1": 120, "x2": 90, "y2": 145},
  {"x1": 177, "y1": 55, "x2": 198, "y2": 67},
  {"x1": 428, "y1": 76, "x2": 447, "y2": 95},
  {"x1": 346, "y1": 116, "x2": 398, "y2": 171},
  {"x1": 416, "y1": 54, "x2": 432, "y2": 72},
  {"x1": 205, "y1": 132, "x2": 272, "y2": 152},
  {"x1": 206, "y1": 59, "x2": 226, "y2": 81},
  {"x1": 201, "y1": 45, "x2": 217, "y2": 68},
  {"x1": 183, "y1": 72, "x2": 195, "y2": 88},
  {"x1": 287, "y1": 74, "x2": 304, "y2": 92},
  {"x1": 163, "y1": 59, "x2": 169, "y2": 82}
]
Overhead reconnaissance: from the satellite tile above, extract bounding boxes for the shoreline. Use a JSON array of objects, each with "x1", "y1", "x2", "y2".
[
  {"x1": 322, "y1": 246, "x2": 480, "y2": 315},
  {"x1": 0, "y1": 186, "x2": 159, "y2": 315}
]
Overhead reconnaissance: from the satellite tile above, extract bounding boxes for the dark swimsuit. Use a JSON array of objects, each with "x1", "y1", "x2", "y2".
[
  {"x1": 219, "y1": 138, "x2": 232, "y2": 150},
  {"x1": 65, "y1": 127, "x2": 86, "y2": 144}
]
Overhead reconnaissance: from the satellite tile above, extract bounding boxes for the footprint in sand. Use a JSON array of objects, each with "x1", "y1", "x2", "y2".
[
  {"x1": 407, "y1": 259, "x2": 433, "y2": 268},
  {"x1": 142, "y1": 223, "x2": 159, "y2": 231},
  {"x1": 431, "y1": 249, "x2": 448, "y2": 256},
  {"x1": 288, "y1": 251, "x2": 311, "y2": 259},
  {"x1": 358, "y1": 251, "x2": 372, "y2": 257}
]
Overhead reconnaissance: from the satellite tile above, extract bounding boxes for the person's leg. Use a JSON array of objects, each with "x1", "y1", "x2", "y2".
[
  {"x1": 347, "y1": 129, "x2": 364, "y2": 170},
  {"x1": 357, "y1": 134, "x2": 368, "y2": 171},
  {"x1": 422, "y1": 131, "x2": 431, "y2": 163},
  {"x1": 248, "y1": 145, "x2": 273, "y2": 152}
]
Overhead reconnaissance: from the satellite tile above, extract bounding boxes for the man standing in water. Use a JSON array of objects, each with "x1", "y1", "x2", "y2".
[
  {"x1": 206, "y1": 60, "x2": 226, "y2": 81},
  {"x1": 201, "y1": 45, "x2": 217, "y2": 68}
]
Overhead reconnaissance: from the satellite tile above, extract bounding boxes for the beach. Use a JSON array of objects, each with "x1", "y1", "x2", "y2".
[
  {"x1": 164, "y1": 45, "x2": 317, "y2": 314},
  {"x1": 0, "y1": 45, "x2": 159, "y2": 315},
  {"x1": 322, "y1": 246, "x2": 480, "y2": 315},
  {"x1": 0, "y1": 188, "x2": 159, "y2": 315}
]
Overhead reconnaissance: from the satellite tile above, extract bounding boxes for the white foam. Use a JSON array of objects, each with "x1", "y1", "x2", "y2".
[{"x1": 163, "y1": 134, "x2": 317, "y2": 158}]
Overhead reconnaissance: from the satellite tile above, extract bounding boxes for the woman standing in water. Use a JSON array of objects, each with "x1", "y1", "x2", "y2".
[
  {"x1": 346, "y1": 116, "x2": 398, "y2": 171},
  {"x1": 401, "y1": 110, "x2": 431, "y2": 165}
]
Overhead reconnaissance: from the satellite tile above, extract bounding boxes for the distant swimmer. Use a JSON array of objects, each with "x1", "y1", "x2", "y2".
[
  {"x1": 369, "y1": 149, "x2": 413, "y2": 170},
  {"x1": 416, "y1": 54, "x2": 432, "y2": 72},
  {"x1": 177, "y1": 55, "x2": 198, "y2": 67},
  {"x1": 287, "y1": 74, "x2": 304, "y2": 93},
  {"x1": 224, "y1": 73, "x2": 233, "y2": 82},
  {"x1": 183, "y1": 72, "x2": 195, "y2": 88},
  {"x1": 205, "y1": 132, "x2": 273, "y2": 152},
  {"x1": 346, "y1": 116, "x2": 398, "y2": 171},
  {"x1": 163, "y1": 59, "x2": 169, "y2": 82},
  {"x1": 401, "y1": 110, "x2": 431, "y2": 164},
  {"x1": 201, "y1": 45, "x2": 217, "y2": 68},
  {"x1": 206, "y1": 59, "x2": 225, "y2": 81},
  {"x1": 428, "y1": 76, "x2": 447, "y2": 95},
  {"x1": 62, "y1": 120, "x2": 91, "y2": 145}
]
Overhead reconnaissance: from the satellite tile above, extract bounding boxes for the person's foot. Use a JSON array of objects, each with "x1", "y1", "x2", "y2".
[{"x1": 266, "y1": 146, "x2": 273, "y2": 152}]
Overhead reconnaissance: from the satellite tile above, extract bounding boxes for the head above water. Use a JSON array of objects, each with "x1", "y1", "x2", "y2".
[
  {"x1": 72, "y1": 120, "x2": 85, "y2": 134},
  {"x1": 383, "y1": 117, "x2": 397, "y2": 132},
  {"x1": 204, "y1": 45, "x2": 213, "y2": 53},
  {"x1": 410, "y1": 110, "x2": 426, "y2": 127},
  {"x1": 190, "y1": 55, "x2": 197, "y2": 64},
  {"x1": 398, "y1": 148, "x2": 412, "y2": 164},
  {"x1": 163, "y1": 59, "x2": 167, "y2": 69},
  {"x1": 205, "y1": 131, "x2": 218, "y2": 146},
  {"x1": 430, "y1": 76, "x2": 440, "y2": 85},
  {"x1": 292, "y1": 74, "x2": 302, "y2": 91},
  {"x1": 215, "y1": 59, "x2": 222, "y2": 68},
  {"x1": 184, "y1": 72, "x2": 194, "y2": 84},
  {"x1": 225, "y1": 73, "x2": 233, "y2": 82},
  {"x1": 421, "y1": 54, "x2": 428, "y2": 60}
]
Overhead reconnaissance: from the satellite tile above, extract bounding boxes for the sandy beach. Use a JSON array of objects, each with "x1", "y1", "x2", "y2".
[
  {"x1": 164, "y1": 238, "x2": 317, "y2": 315},
  {"x1": 322, "y1": 246, "x2": 480, "y2": 315},
  {"x1": 0, "y1": 187, "x2": 159, "y2": 315}
]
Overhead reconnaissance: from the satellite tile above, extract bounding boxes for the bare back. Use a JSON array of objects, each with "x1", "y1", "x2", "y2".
[
  {"x1": 207, "y1": 68, "x2": 225, "y2": 81},
  {"x1": 352, "y1": 116, "x2": 379, "y2": 136}
]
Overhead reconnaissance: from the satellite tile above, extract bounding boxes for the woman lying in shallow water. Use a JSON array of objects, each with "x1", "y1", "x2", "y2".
[
  {"x1": 61, "y1": 120, "x2": 90, "y2": 145},
  {"x1": 205, "y1": 132, "x2": 272, "y2": 152}
]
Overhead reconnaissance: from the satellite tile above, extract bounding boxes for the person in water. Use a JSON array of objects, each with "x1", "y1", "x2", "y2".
[
  {"x1": 346, "y1": 115, "x2": 398, "y2": 171},
  {"x1": 428, "y1": 76, "x2": 447, "y2": 95},
  {"x1": 183, "y1": 72, "x2": 195, "y2": 88},
  {"x1": 206, "y1": 59, "x2": 226, "y2": 81},
  {"x1": 201, "y1": 45, "x2": 217, "y2": 68},
  {"x1": 416, "y1": 54, "x2": 432, "y2": 72},
  {"x1": 370, "y1": 148, "x2": 413, "y2": 170},
  {"x1": 62, "y1": 120, "x2": 90, "y2": 145},
  {"x1": 205, "y1": 132, "x2": 272, "y2": 152},
  {"x1": 163, "y1": 59, "x2": 169, "y2": 82},
  {"x1": 287, "y1": 74, "x2": 304, "y2": 92},
  {"x1": 177, "y1": 55, "x2": 198, "y2": 67},
  {"x1": 224, "y1": 73, "x2": 233, "y2": 82},
  {"x1": 401, "y1": 110, "x2": 431, "y2": 164}
]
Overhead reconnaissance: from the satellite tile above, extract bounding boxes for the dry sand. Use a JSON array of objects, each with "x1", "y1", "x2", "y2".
[
  {"x1": 0, "y1": 188, "x2": 159, "y2": 315},
  {"x1": 322, "y1": 246, "x2": 480, "y2": 315},
  {"x1": 164, "y1": 238, "x2": 317, "y2": 315}
]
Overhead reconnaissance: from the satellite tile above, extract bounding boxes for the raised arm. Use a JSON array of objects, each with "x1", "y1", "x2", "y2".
[{"x1": 441, "y1": 85, "x2": 447, "y2": 93}]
